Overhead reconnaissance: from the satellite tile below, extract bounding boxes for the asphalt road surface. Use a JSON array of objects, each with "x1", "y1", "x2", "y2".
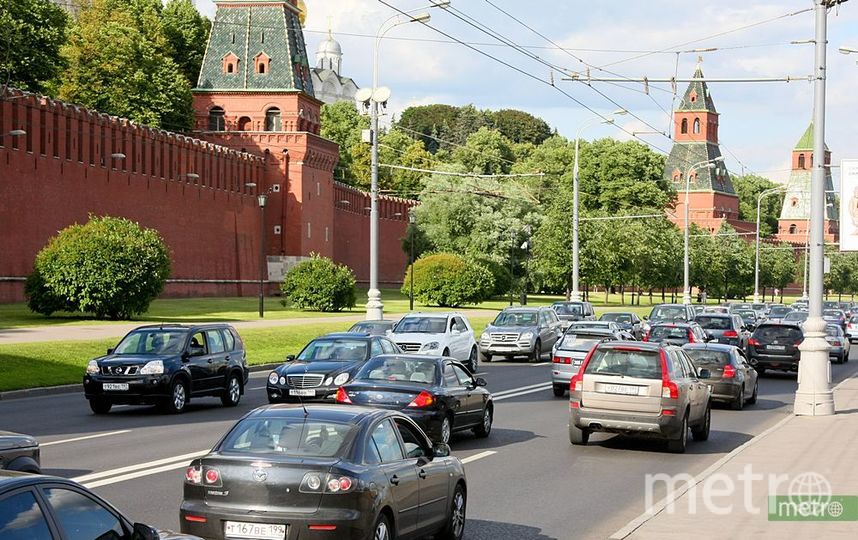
[{"x1": 2, "y1": 352, "x2": 857, "y2": 539}]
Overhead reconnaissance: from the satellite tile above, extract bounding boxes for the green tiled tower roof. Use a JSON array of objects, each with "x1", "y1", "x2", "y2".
[
  {"x1": 663, "y1": 142, "x2": 733, "y2": 193},
  {"x1": 196, "y1": 0, "x2": 314, "y2": 95},
  {"x1": 793, "y1": 122, "x2": 830, "y2": 151},
  {"x1": 676, "y1": 65, "x2": 716, "y2": 113},
  {"x1": 780, "y1": 122, "x2": 836, "y2": 221}
]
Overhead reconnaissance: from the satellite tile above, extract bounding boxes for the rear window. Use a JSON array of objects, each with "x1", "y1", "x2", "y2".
[
  {"x1": 754, "y1": 325, "x2": 803, "y2": 342},
  {"x1": 784, "y1": 312, "x2": 808, "y2": 322},
  {"x1": 558, "y1": 333, "x2": 608, "y2": 350},
  {"x1": 584, "y1": 348, "x2": 662, "y2": 379},
  {"x1": 648, "y1": 326, "x2": 689, "y2": 340},
  {"x1": 356, "y1": 356, "x2": 439, "y2": 385},
  {"x1": 649, "y1": 306, "x2": 688, "y2": 321},
  {"x1": 695, "y1": 317, "x2": 731, "y2": 330},
  {"x1": 823, "y1": 310, "x2": 843, "y2": 318},
  {"x1": 601, "y1": 313, "x2": 632, "y2": 323},
  {"x1": 221, "y1": 418, "x2": 355, "y2": 457},
  {"x1": 826, "y1": 326, "x2": 842, "y2": 337},
  {"x1": 684, "y1": 349, "x2": 731, "y2": 366},
  {"x1": 770, "y1": 307, "x2": 791, "y2": 317},
  {"x1": 553, "y1": 303, "x2": 583, "y2": 315}
]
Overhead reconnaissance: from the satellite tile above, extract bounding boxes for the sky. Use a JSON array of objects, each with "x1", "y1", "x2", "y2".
[{"x1": 196, "y1": 1, "x2": 858, "y2": 185}]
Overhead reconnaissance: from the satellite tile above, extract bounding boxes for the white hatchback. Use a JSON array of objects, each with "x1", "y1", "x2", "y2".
[{"x1": 392, "y1": 312, "x2": 480, "y2": 372}]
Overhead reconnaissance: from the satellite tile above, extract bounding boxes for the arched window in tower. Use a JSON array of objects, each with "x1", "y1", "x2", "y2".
[
  {"x1": 237, "y1": 117, "x2": 251, "y2": 131},
  {"x1": 254, "y1": 52, "x2": 270, "y2": 75},
  {"x1": 693, "y1": 118, "x2": 700, "y2": 134},
  {"x1": 789, "y1": 224, "x2": 797, "y2": 235},
  {"x1": 265, "y1": 108, "x2": 281, "y2": 131},
  {"x1": 223, "y1": 53, "x2": 239, "y2": 75},
  {"x1": 798, "y1": 154, "x2": 806, "y2": 169},
  {"x1": 208, "y1": 107, "x2": 225, "y2": 131},
  {"x1": 680, "y1": 118, "x2": 688, "y2": 134}
]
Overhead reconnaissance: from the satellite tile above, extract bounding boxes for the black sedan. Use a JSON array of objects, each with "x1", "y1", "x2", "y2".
[
  {"x1": 180, "y1": 405, "x2": 467, "y2": 540},
  {"x1": 267, "y1": 333, "x2": 402, "y2": 403},
  {"x1": 0, "y1": 470, "x2": 196, "y2": 540},
  {"x1": 0, "y1": 431, "x2": 40, "y2": 473},
  {"x1": 348, "y1": 320, "x2": 397, "y2": 336},
  {"x1": 337, "y1": 355, "x2": 493, "y2": 445}
]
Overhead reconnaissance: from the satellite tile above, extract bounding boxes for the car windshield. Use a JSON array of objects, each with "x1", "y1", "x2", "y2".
[
  {"x1": 754, "y1": 325, "x2": 803, "y2": 342},
  {"x1": 601, "y1": 313, "x2": 632, "y2": 323},
  {"x1": 736, "y1": 311, "x2": 756, "y2": 321},
  {"x1": 492, "y1": 311, "x2": 538, "y2": 327},
  {"x1": 356, "y1": 356, "x2": 439, "y2": 384},
  {"x1": 297, "y1": 338, "x2": 368, "y2": 362},
  {"x1": 552, "y1": 303, "x2": 583, "y2": 315},
  {"x1": 349, "y1": 322, "x2": 391, "y2": 334},
  {"x1": 784, "y1": 312, "x2": 808, "y2": 322},
  {"x1": 733, "y1": 304, "x2": 752, "y2": 311},
  {"x1": 584, "y1": 348, "x2": 661, "y2": 379},
  {"x1": 220, "y1": 418, "x2": 354, "y2": 457},
  {"x1": 826, "y1": 326, "x2": 842, "y2": 337},
  {"x1": 752, "y1": 304, "x2": 766, "y2": 311},
  {"x1": 695, "y1": 317, "x2": 731, "y2": 330},
  {"x1": 684, "y1": 349, "x2": 732, "y2": 366},
  {"x1": 649, "y1": 306, "x2": 687, "y2": 321},
  {"x1": 393, "y1": 317, "x2": 447, "y2": 334},
  {"x1": 770, "y1": 307, "x2": 792, "y2": 317},
  {"x1": 113, "y1": 329, "x2": 187, "y2": 355},
  {"x1": 823, "y1": 310, "x2": 843, "y2": 318}
]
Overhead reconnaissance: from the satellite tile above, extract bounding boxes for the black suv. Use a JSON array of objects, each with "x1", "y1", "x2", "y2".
[
  {"x1": 747, "y1": 322, "x2": 804, "y2": 375},
  {"x1": 83, "y1": 324, "x2": 249, "y2": 414}
]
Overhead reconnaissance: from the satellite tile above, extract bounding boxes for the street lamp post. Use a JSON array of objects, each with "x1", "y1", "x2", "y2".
[
  {"x1": 571, "y1": 110, "x2": 626, "y2": 302},
  {"x1": 682, "y1": 157, "x2": 724, "y2": 305},
  {"x1": 257, "y1": 192, "x2": 269, "y2": 318},
  {"x1": 753, "y1": 186, "x2": 786, "y2": 303},
  {"x1": 409, "y1": 208, "x2": 416, "y2": 311}
]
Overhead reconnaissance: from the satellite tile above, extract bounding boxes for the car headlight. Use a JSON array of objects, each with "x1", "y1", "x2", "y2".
[
  {"x1": 421, "y1": 341, "x2": 440, "y2": 351},
  {"x1": 86, "y1": 360, "x2": 99, "y2": 375},
  {"x1": 139, "y1": 360, "x2": 164, "y2": 375},
  {"x1": 334, "y1": 373, "x2": 349, "y2": 386},
  {"x1": 521, "y1": 332, "x2": 534, "y2": 341},
  {"x1": 268, "y1": 371, "x2": 279, "y2": 385},
  {"x1": 480, "y1": 332, "x2": 489, "y2": 341},
  {"x1": 324, "y1": 376, "x2": 334, "y2": 386}
]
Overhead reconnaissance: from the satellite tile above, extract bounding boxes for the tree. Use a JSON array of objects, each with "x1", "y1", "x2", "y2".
[
  {"x1": 378, "y1": 128, "x2": 433, "y2": 195},
  {"x1": 451, "y1": 127, "x2": 515, "y2": 175},
  {"x1": 320, "y1": 101, "x2": 369, "y2": 186},
  {"x1": 396, "y1": 104, "x2": 459, "y2": 153},
  {"x1": 402, "y1": 253, "x2": 494, "y2": 307},
  {"x1": 491, "y1": 109, "x2": 552, "y2": 145},
  {"x1": 441, "y1": 104, "x2": 493, "y2": 150},
  {"x1": 0, "y1": 0, "x2": 69, "y2": 94},
  {"x1": 511, "y1": 135, "x2": 576, "y2": 204},
  {"x1": 161, "y1": 0, "x2": 211, "y2": 86},
  {"x1": 27, "y1": 215, "x2": 171, "y2": 319},
  {"x1": 733, "y1": 174, "x2": 784, "y2": 237},
  {"x1": 759, "y1": 243, "x2": 796, "y2": 301},
  {"x1": 59, "y1": 0, "x2": 194, "y2": 130},
  {"x1": 280, "y1": 254, "x2": 356, "y2": 312}
]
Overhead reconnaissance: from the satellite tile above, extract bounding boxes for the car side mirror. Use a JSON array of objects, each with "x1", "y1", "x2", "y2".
[
  {"x1": 474, "y1": 377, "x2": 487, "y2": 387},
  {"x1": 286, "y1": 354, "x2": 296, "y2": 362},
  {"x1": 451, "y1": 329, "x2": 461, "y2": 336},
  {"x1": 698, "y1": 368, "x2": 711, "y2": 379},
  {"x1": 432, "y1": 442, "x2": 451, "y2": 458},
  {"x1": 106, "y1": 348, "x2": 114, "y2": 355},
  {"x1": 643, "y1": 316, "x2": 649, "y2": 320},
  {"x1": 131, "y1": 523, "x2": 159, "y2": 540},
  {"x1": 189, "y1": 346, "x2": 206, "y2": 357}
]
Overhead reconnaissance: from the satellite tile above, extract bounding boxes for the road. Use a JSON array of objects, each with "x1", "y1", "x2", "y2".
[{"x1": 1, "y1": 353, "x2": 856, "y2": 539}]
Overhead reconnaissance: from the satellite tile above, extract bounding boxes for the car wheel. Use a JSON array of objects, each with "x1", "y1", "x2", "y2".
[
  {"x1": 162, "y1": 379, "x2": 188, "y2": 414},
  {"x1": 692, "y1": 405, "x2": 711, "y2": 441},
  {"x1": 529, "y1": 340, "x2": 541, "y2": 362},
  {"x1": 440, "y1": 416, "x2": 452, "y2": 445},
  {"x1": 569, "y1": 424, "x2": 589, "y2": 445},
  {"x1": 438, "y1": 484, "x2": 467, "y2": 540},
  {"x1": 369, "y1": 513, "x2": 391, "y2": 540},
  {"x1": 221, "y1": 374, "x2": 242, "y2": 407},
  {"x1": 467, "y1": 347, "x2": 478, "y2": 373},
  {"x1": 552, "y1": 384, "x2": 566, "y2": 398},
  {"x1": 667, "y1": 414, "x2": 688, "y2": 453},
  {"x1": 479, "y1": 350, "x2": 492, "y2": 363},
  {"x1": 473, "y1": 406, "x2": 492, "y2": 438},
  {"x1": 730, "y1": 387, "x2": 744, "y2": 410},
  {"x1": 747, "y1": 379, "x2": 758, "y2": 405},
  {"x1": 89, "y1": 398, "x2": 112, "y2": 415}
]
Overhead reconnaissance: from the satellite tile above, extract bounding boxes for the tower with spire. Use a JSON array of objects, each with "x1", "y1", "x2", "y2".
[
  {"x1": 664, "y1": 62, "x2": 753, "y2": 233},
  {"x1": 776, "y1": 123, "x2": 839, "y2": 244}
]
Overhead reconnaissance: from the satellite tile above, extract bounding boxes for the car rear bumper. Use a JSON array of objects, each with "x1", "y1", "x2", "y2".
[
  {"x1": 552, "y1": 368, "x2": 579, "y2": 387},
  {"x1": 748, "y1": 352, "x2": 800, "y2": 371},
  {"x1": 83, "y1": 375, "x2": 171, "y2": 403},
  {"x1": 706, "y1": 381, "x2": 742, "y2": 402},
  {"x1": 180, "y1": 502, "x2": 368, "y2": 540},
  {"x1": 570, "y1": 407, "x2": 684, "y2": 439}
]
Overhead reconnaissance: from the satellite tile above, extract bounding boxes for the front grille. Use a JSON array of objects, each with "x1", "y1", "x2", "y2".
[
  {"x1": 101, "y1": 366, "x2": 138, "y2": 376},
  {"x1": 490, "y1": 333, "x2": 520, "y2": 342},
  {"x1": 397, "y1": 342, "x2": 422, "y2": 352},
  {"x1": 287, "y1": 374, "x2": 324, "y2": 388}
]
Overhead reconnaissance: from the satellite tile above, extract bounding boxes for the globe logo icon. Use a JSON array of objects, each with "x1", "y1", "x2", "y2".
[
  {"x1": 788, "y1": 472, "x2": 832, "y2": 511},
  {"x1": 827, "y1": 500, "x2": 844, "y2": 518}
]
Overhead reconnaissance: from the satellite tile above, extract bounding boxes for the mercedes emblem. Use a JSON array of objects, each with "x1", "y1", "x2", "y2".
[{"x1": 252, "y1": 468, "x2": 268, "y2": 483}]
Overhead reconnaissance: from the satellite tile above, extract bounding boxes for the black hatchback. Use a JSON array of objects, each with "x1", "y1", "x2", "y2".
[
  {"x1": 180, "y1": 405, "x2": 467, "y2": 540},
  {"x1": 83, "y1": 324, "x2": 249, "y2": 414},
  {"x1": 747, "y1": 322, "x2": 804, "y2": 374}
]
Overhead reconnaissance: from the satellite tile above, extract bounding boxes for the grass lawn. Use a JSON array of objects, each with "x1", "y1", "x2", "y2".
[{"x1": 0, "y1": 315, "x2": 498, "y2": 393}]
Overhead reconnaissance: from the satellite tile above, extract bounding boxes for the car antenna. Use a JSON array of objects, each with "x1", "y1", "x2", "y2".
[{"x1": 298, "y1": 395, "x2": 309, "y2": 417}]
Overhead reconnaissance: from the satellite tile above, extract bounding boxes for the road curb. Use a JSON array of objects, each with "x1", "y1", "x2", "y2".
[
  {"x1": 608, "y1": 373, "x2": 857, "y2": 540},
  {"x1": 0, "y1": 362, "x2": 282, "y2": 402}
]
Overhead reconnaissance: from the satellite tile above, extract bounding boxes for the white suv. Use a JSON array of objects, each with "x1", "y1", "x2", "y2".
[{"x1": 391, "y1": 312, "x2": 480, "y2": 372}]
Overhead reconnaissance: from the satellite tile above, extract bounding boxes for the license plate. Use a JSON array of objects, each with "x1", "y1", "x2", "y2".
[
  {"x1": 768, "y1": 345, "x2": 786, "y2": 351},
  {"x1": 102, "y1": 383, "x2": 129, "y2": 391},
  {"x1": 224, "y1": 521, "x2": 286, "y2": 540},
  {"x1": 710, "y1": 338, "x2": 719, "y2": 343},
  {"x1": 602, "y1": 384, "x2": 639, "y2": 396},
  {"x1": 289, "y1": 389, "x2": 315, "y2": 397}
]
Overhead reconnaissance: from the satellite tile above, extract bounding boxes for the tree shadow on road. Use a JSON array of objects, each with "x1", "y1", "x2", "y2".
[
  {"x1": 450, "y1": 427, "x2": 542, "y2": 452},
  {"x1": 462, "y1": 519, "x2": 559, "y2": 540}
]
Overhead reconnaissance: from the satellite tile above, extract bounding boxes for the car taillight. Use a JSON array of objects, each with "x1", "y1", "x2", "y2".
[
  {"x1": 659, "y1": 349, "x2": 679, "y2": 399},
  {"x1": 686, "y1": 329, "x2": 696, "y2": 343},
  {"x1": 553, "y1": 356, "x2": 571, "y2": 364},
  {"x1": 300, "y1": 473, "x2": 356, "y2": 494},
  {"x1": 335, "y1": 387, "x2": 352, "y2": 404},
  {"x1": 794, "y1": 339, "x2": 804, "y2": 346},
  {"x1": 205, "y1": 469, "x2": 220, "y2": 484},
  {"x1": 723, "y1": 330, "x2": 738, "y2": 338},
  {"x1": 642, "y1": 332, "x2": 650, "y2": 342},
  {"x1": 748, "y1": 338, "x2": 760, "y2": 346},
  {"x1": 831, "y1": 340, "x2": 842, "y2": 346},
  {"x1": 407, "y1": 390, "x2": 435, "y2": 408},
  {"x1": 569, "y1": 373, "x2": 583, "y2": 393},
  {"x1": 722, "y1": 365, "x2": 736, "y2": 378},
  {"x1": 185, "y1": 466, "x2": 202, "y2": 484}
]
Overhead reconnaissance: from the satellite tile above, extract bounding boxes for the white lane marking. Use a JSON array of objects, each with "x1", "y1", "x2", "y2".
[
  {"x1": 41, "y1": 430, "x2": 131, "y2": 447},
  {"x1": 460, "y1": 451, "x2": 496, "y2": 464},
  {"x1": 71, "y1": 449, "x2": 209, "y2": 484},
  {"x1": 530, "y1": 362, "x2": 550, "y2": 367},
  {"x1": 494, "y1": 384, "x2": 552, "y2": 401},
  {"x1": 250, "y1": 386, "x2": 266, "y2": 390},
  {"x1": 83, "y1": 458, "x2": 200, "y2": 489},
  {"x1": 492, "y1": 381, "x2": 552, "y2": 397}
]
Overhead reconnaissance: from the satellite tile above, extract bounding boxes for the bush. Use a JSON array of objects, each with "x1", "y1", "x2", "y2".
[
  {"x1": 401, "y1": 253, "x2": 494, "y2": 307},
  {"x1": 280, "y1": 254, "x2": 356, "y2": 312},
  {"x1": 26, "y1": 215, "x2": 171, "y2": 319}
]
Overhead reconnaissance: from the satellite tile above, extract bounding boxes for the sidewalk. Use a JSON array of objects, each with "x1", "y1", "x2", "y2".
[{"x1": 613, "y1": 376, "x2": 858, "y2": 539}]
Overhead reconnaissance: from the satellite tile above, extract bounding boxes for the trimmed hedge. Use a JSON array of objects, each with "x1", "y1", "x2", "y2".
[
  {"x1": 26, "y1": 215, "x2": 171, "y2": 319},
  {"x1": 280, "y1": 254, "x2": 357, "y2": 312},
  {"x1": 401, "y1": 253, "x2": 494, "y2": 307}
]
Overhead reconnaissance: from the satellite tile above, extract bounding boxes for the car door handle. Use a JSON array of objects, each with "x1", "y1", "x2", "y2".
[
  {"x1": 225, "y1": 356, "x2": 230, "y2": 361},
  {"x1": 418, "y1": 469, "x2": 427, "y2": 479},
  {"x1": 389, "y1": 475, "x2": 400, "y2": 486},
  {"x1": 207, "y1": 359, "x2": 213, "y2": 363}
]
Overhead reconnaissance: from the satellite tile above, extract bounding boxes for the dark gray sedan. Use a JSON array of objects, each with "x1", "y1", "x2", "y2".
[
  {"x1": 0, "y1": 431, "x2": 40, "y2": 473},
  {"x1": 694, "y1": 314, "x2": 750, "y2": 350},
  {"x1": 683, "y1": 343, "x2": 758, "y2": 410}
]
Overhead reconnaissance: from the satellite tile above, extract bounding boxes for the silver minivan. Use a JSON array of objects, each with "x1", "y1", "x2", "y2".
[{"x1": 568, "y1": 341, "x2": 712, "y2": 453}]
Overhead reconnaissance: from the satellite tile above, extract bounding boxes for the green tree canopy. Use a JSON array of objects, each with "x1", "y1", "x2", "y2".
[
  {"x1": 396, "y1": 104, "x2": 459, "y2": 153},
  {"x1": 0, "y1": 0, "x2": 69, "y2": 94},
  {"x1": 451, "y1": 127, "x2": 515, "y2": 175},
  {"x1": 320, "y1": 101, "x2": 369, "y2": 186},
  {"x1": 161, "y1": 0, "x2": 211, "y2": 86},
  {"x1": 759, "y1": 243, "x2": 797, "y2": 300},
  {"x1": 491, "y1": 109, "x2": 551, "y2": 145},
  {"x1": 733, "y1": 174, "x2": 784, "y2": 237}
]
